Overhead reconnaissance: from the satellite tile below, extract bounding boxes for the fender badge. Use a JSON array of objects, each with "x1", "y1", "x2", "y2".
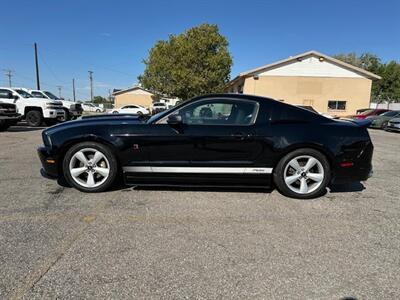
[{"x1": 133, "y1": 144, "x2": 139, "y2": 150}]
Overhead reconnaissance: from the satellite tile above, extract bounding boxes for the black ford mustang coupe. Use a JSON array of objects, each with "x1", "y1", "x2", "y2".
[{"x1": 38, "y1": 94, "x2": 373, "y2": 199}]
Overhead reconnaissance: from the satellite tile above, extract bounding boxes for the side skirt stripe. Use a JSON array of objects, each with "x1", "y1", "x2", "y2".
[{"x1": 122, "y1": 166, "x2": 273, "y2": 174}]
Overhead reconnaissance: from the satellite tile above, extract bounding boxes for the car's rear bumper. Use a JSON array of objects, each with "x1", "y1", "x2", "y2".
[
  {"x1": 69, "y1": 109, "x2": 83, "y2": 117},
  {"x1": 331, "y1": 141, "x2": 374, "y2": 184},
  {"x1": 37, "y1": 146, "x2": 59, "y2": 178}
]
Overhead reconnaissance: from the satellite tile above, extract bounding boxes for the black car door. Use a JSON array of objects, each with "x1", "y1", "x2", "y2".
[{"x1": 152, "y1": 98, "x2": 264, "y2": 171}]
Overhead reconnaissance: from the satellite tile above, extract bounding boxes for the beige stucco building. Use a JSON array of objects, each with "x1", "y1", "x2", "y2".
[
  {"x1": 226, "y1": 51, "x2": 381, "y2": 116},
  {"x1": 113, "y1": 86, "x2": 158, "y2": 108}
]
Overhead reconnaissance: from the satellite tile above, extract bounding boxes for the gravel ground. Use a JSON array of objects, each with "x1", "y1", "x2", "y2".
[{"x1": 0, "y1": 126, "x2": 399, "y2": 299}]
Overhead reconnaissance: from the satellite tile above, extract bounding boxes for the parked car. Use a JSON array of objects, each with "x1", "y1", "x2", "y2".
[
  {"x1": 29, "y1": 90, "x2": 83, "y2": 120},
  {"x1": 368, "y1": 110, "x2": 400, "y2": 129},
  {"x1": 356, "y1": 108, "x2": 371, "y2": 114},
  {"x1": 82, "y1": 103, "x2": 103, "y2": 113},
  {"x1": 38, "y1": 93, "x2": 373, "y2": 199},
  {"x1": 0, "y1": 101, "x2": 21, "y2": 131},
  {"x1": 348, "y1": 109, "x2": 390, "y2": 120},
  {"x1": 294, "y1": 105, "x2": 335, "y2": 119},
  {"x1": 0, "y1": 87, "x2": 64, "y2": 127},
  {"x1": 151, "y1": 102, "x2": 167, "y2": 114},
  {"x1": 385, "y1": 118, "x2": 400, "y2": 132},
  {"x1": 110, "y1": 104, "x2": 149, "y2": 115}
]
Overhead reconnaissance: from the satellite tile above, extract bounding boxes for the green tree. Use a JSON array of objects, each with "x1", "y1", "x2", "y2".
[
  {"x1": 92, "y1": 96, "x2": 109, "y2": 104},
  {"x1": 139, "y1": 23, "x2": 233, "y2": 100},
  {"x1": 375, "y1": 61, "x2": 400, "y2": 102},
  {"x1": 334, "y1": 53, "x2": 400, "y2": 102}
]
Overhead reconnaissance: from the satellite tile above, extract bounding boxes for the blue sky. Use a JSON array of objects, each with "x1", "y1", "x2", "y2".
[{"x1": 1, "y1": 0, "x2": 399, "y2": 100}]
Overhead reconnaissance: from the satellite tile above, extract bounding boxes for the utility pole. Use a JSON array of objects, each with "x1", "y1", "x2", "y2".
[
  {"x1": 3, "y1": 69, "x2": 13, "y2": 87},
  {"x1": 56, "y1": 86, "x2": 62, "y2": 99},
  {"x1": 72, "y1": 78, "x2": 76, "y2": 102},
  {"x1": 34, "y1": 43, "x2": 41, "y2": 90},
  {"x1": 88, "y1": 71, "x2": 93, "y2": 101}
]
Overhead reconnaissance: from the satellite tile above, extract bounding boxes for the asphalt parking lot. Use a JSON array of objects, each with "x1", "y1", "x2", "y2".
[{"x1": 0, "y1": 126, "x2": 399, "y2": 299}]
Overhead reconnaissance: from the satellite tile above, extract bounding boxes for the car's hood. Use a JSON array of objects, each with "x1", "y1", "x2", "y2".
[
  {"x1": 22, "y1": 97, "x2": 63, "y2": 105},
  {"x1": 60, "y1": 100, "x2": 76, "y2": 106},
  {"x1": 389, "y1": 117, "x2": 400, "y2": 122},
  {"x1": 45, "y1": 114, "x2": 145, "y2": 134}
]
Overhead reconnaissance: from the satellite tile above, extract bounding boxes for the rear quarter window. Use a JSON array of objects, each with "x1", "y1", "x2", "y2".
[{"x1": 270, "y1": 103, "x2": 321, "y2": 124}]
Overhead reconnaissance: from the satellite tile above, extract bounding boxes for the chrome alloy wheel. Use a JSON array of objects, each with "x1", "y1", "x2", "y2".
[
  {"x1": 69, "y1": 148, "x2": 110, "y2": 188},
  {"x1": 283, "y1": 155, "x2": 324, "y2": 194}
]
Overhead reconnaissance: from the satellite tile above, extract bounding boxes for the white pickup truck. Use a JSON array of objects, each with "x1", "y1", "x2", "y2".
[
  {"x1": 0, "y1": 87, "x2": 65, "y2": 127},
  {"x1": 29, "y1": 90, "x2": 83, "y2": 120}
]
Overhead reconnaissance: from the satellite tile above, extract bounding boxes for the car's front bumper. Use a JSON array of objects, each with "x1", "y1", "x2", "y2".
[
  {"x1": 43, "y1": 109, "x2": 65, "y2": 119},
  {"x1": 385, "y1": 123, "x2": 400, "y2": 131},
  {"x1": 37, "y1": 146, "x2": 59, "y2": 178},
  {"x1": 0, "y1": 114, "x2": 21, "y2": 123}
]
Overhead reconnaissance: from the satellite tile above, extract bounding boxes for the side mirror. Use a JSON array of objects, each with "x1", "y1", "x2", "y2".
[
  {"x1": 167, "y1": 114, "x2": 182, "y2": 125},
  {"x1": 13, "y1": 95, "x2": 19, "y2": 101}
]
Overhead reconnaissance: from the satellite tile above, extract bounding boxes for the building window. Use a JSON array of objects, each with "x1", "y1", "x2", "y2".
[
  {"x1": 237, "y1": 85, "x2": 243, "y2": 94},
  {"x1": 328, "y1": 100, "x2": 347, "y2": 111}
]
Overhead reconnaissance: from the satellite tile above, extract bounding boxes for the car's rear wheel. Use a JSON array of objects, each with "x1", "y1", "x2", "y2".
[
  {"x1": 63, "y1": 142, "x2": 118, "y2": 192},
  {"x1": 273, "y1": 148, "x2": 330, "y2": 199},
  {"x1": 381, "y1": 121, "x2": 388, "y2": 129}
]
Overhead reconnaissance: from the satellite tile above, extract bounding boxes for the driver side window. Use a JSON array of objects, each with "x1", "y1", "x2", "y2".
[{"x1": 161, "y1": 99, "x2": 258, "y2": 125}]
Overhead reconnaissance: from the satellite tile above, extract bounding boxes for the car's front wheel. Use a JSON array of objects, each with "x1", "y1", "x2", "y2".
[
  {"x1": 26, "y1": 110, "x2": 43, "y2": 127},
  {"x1": 63, "y1": 142, "x2": 118, "y2": 192},
  {"x1": 273, "y1": 148, "x2": 330, "y2": 199}
]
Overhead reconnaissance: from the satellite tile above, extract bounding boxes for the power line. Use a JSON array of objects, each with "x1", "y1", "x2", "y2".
[{"x1": 3, "y1": 69, "x2": 13, "y2": 87}]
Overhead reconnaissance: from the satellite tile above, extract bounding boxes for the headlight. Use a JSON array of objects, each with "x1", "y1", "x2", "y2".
[{"x1": 43, "y1": 132, "x2": 52, "y2": 147}]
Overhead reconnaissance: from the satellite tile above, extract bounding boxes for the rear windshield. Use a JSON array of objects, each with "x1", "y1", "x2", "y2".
[
  {"x1": 271, "y1": 103, "x2": 322, "y2": 123},
  {"x1": 360, "y1": 109, "x2": 374, "y2": 115}
]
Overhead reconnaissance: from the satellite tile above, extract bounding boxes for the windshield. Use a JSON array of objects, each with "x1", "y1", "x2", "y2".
[
  {"x1": 147, "y1": 106, "x2": 176, "y2": 123},
  {"x1": 44, "y1": 91, "x2": 59, "y2": 100},
  {"x1": 381, "y1": 111, "x2": 397, "y2": 117},
  {"x1": 15, "y1": 89, "x2": 33, "y2": 98},
  {"x1": 31, "y1": 91, "x2": 46, "y2": 98}
]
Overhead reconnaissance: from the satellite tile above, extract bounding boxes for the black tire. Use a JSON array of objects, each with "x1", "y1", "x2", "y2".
[
  {"x1": 0, "y1": 120, "x2": 10, "y2": 131},
  {"x1": 63, "y1": 142, "x2": 118, "y2": 192},
  {"x1": 273, "y1": 148, "x2": 331, "y2": 199},
  {"x1": 26, "y1": 110, "x2": 43, "y2": 127},
  {"x1": 381, "y1": 121, "x2": 388, "y2": 129},
  {"x1": 44, "y1": 119, "x2": 58, "y2": 126},
  {"x1": 137, "y1": 111, "x2": 143, "y2": 116},
  {"x1": 96, "y1": 109, "x2": 101, "y2": 113},
  {"x1": 112, "y1": 111, "x2": 119, "y2": 114}
]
